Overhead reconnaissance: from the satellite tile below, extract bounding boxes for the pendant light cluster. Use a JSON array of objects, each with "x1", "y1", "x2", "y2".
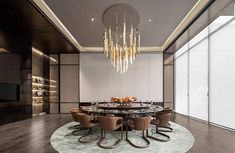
[{"x1": 103, "y1": 4, "x2": 140, "y2": 74}]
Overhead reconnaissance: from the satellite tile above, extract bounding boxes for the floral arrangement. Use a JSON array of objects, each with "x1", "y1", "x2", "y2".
[{"x1": 111, "y1": 96, "x2": 137, "y2": 103}]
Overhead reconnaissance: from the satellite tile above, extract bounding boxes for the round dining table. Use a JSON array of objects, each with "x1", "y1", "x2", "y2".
[{"x1": 80, "y1": 102, "x2": 163, "y2": 117}]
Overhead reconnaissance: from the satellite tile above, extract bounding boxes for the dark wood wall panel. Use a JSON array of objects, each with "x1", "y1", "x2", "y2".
[
  {"x1": 0, "y1": 0, "x2": 77, "y2": 125},
  {"x1": 0, "y1": 42, "x2": 32, "y2": 125}
]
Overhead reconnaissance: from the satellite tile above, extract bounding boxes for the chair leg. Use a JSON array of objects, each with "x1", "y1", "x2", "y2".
[
  {"x1": 147, "y1": 128, "x2": 170, "y2": 142},
  {"x1": 98, "y1": 127, "x2": 123, "y2": 149},
  {"x1": 158, "y1": 126, "x2": 173, "y2": 132},
  {"x1": 126, "y1": 130, "x2": 150, "y2": 148},
  {"x1": 73, "y1": 124, "x2": 81, "y2": 129},
  {"x1": 71, "y1": 126, "x2": 88, "y2": 135},
  {"x1": 78, "y1": 128, "x2": 100, "y2": 143}
]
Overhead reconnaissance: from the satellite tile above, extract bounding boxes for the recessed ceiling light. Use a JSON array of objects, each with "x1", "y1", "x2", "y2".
[
  {"x1": 148, "y1": 18, "x2": 152, "y2": 22},
  {"x1": 91, "y1": 18, "x2": 95, "y2": 22}
]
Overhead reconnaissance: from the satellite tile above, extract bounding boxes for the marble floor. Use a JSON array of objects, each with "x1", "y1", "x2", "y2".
[{"x1": 51, "y1": 122, "x2": 194, "y2": 153}]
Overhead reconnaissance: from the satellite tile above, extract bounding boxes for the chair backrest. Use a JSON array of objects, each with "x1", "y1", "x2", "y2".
[
  {"x1": 70, "y1": 108, "x2": 81, "y2": 122},
  {"x1": 71, "y1": 107, "x2": 81, "y2": 112},
  {"x1": 98, "y1": 116, "x2": 122, "y2": 130},
  {"x1": 132, "y1": 116, "x2": 151, "y2": 131},
  {"x1": 157, "y1": 108, "x2": 173, "y2": 126},
  {"x1": 77, "y1": 114, "x2": 93, "y2": 128},
  {"x1": 164, "y1": 107, "x2": 173, "y2": 112},
  {"x1": 158, "y1": 108, "x2": 173, "y2": 115}
]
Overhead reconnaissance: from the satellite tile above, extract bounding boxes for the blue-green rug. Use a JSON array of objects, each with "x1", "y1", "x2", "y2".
[{"x1": 51, "y1": 122, "x2": 194, "y2": 153}]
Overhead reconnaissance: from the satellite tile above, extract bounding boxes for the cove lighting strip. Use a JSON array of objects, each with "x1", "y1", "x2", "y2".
[
  {"x1": 0, "y1": 48, "x2": 9, "y2": 53},
  {"x1": 32, "y1": 47, "x2": 57, "y2": 62},
  {"x1": 32, "y1": 0, "x2": 82, "y2": 51},
  {"x1": 162, "y1": 0, "x2": 210, "y2": 50}
]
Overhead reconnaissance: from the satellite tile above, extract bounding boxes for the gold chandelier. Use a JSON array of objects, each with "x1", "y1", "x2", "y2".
[{"x1": 103, "y1": 4, "x2": 140, "y2": 74}]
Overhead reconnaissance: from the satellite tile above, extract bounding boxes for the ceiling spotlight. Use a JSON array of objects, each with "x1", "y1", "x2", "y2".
[
  {"x1": 91, "y1": 18, "x2": 95, "y2": 22},
  {"x1": 148, "y1": 18, "x2": 152, "y2": 22}
]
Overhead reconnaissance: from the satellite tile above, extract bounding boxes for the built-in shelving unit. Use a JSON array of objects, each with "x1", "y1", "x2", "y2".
[{"x1": 32, "y1": 75, "x2": 57, "y2": 115}]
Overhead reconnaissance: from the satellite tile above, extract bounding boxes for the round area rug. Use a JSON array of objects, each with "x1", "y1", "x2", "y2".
[{"x1": 51, "y1": 122, "x2": 194, "y2": 153}]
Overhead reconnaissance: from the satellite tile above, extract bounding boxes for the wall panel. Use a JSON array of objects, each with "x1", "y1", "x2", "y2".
[
  {"x1": 175, "y1": 52, "x2": 188, "y2": 116},
  {"x1": 80, "y1": 53, "x2": 163, "y2": 102},
  {"x1": 189, "y1": 38, "x2": 208, "y2": 121},
  {"x1": 210, "y1": 18, "x2": 235, "y2": 129},
  {"x1": 60, "y1": 54, "x2": 79, "y2": 113}
]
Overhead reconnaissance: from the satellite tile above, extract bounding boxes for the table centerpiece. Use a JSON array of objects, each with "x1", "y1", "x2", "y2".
[{"x1": 111, "y1": 96, "x2": 137, "y2": 106}]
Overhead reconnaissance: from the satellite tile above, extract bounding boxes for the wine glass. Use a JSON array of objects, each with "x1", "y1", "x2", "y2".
[{"x1": 150, "y1": 101, "x2": 153, "y2": 107}]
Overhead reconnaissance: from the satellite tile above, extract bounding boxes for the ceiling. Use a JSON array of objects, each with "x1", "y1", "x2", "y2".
[
  {"x1": 0, "y1": 0, "x2": 77, "y2": 54},
  {"x1": 43, "y1": 0, "x2": 198, "y2": 48}
]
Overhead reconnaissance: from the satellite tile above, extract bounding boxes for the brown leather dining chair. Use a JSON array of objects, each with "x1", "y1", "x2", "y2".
[
  {"x1": 147, "y1": 108, "x2": 173, "y2": 142},
  {"x1": 126, "y1": 116, "x2": 151, "y2": 148},
  {"x1": 70, "y1": 108, "x2": 87, "y2": 135},
  {"x1": 157, "y1": 108, "x2": 173, "y2": 132},
  {"x1": 76, "y1": 113, "x2": 100, "y2": 143},
  {"x1": 97, "y1": 116, "x2": 123, "y2": 149},
  {"x1": 70, "y1": 108, "x2": 82, "y2": 125}
]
